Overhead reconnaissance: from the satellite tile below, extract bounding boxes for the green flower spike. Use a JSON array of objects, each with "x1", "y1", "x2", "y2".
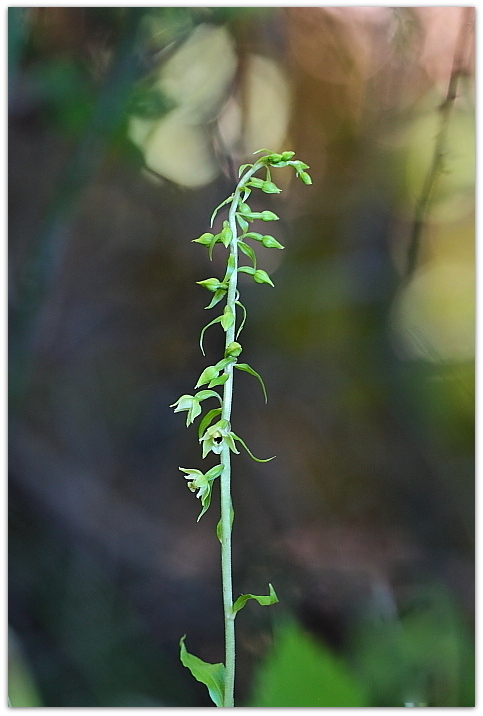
[{"x1": 172, "y1": 149, "x2": 311, "y2": 707}]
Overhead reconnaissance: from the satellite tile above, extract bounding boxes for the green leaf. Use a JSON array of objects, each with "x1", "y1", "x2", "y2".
[
  {"x1": 195, "y1": 365, "x2": 220, "y2": 389},
  {"x1": 179, "y1": 636, "x2": 225, "y2": 707},
  {"x1": 210, "y1": 195, "x2": 234, "y2": 227},
  {"x1": 236, "y1": 214, "x2": 249, "y2": 233},
  {"x1": 200, "y1": 315, "x2": 223, "y2": 355},
  {"x1": 238, "y1": 241, "x2": 257, "y2": 268},
  {"x1": 223, "y1": 254, "x2": 236, "y2": 283},
  {"x1": 208, "y1": 373, "x2": 229, "y2": 388},
  {"x1": 205, "y1": 464, "x2": 224, "y2": 481},
  {"x1": 216, "y1": 500, "x2": 234, "y2": 543},
  {"x1": 215, "y1": 357, "x2": 235, "y2": 371},
  {"x1": 198, "y1": 408, "x2": 222, "y2": 439},
  {"x1": 232, "y1": 584, "x2": 279, "y2": 616},
  {"x1": 238, "y1": 163, "x2": 253, "y2": 177},
  {"x1": 198, "y1": 487, "x2": 213, "y2": 521},
  {"x1": 253, "y1": 269, "x2": 274, "y2": 287},
  {"x1": 231, "y1": 432, "x2": 275, "y2": 462},
  {"x1": 208, "y1": 233, "x2": 221, "y2": 261},
  {"x1": 235, "y1": 300, "x2": 247, "y2": 339},
  {"x1": 249, "y1": 621, "x2": 368, "y2": 707},
  {"x1": 205, "y1": 289, "x2": 227, "y2": 310},
  {"x1": 221, "y1": 306, "x2": 235, "y2": 331},
  {"x1": 194, "y1": 390, "x2": 222, "y2": 404},
  {"x1": 234, "y1": 363, "x2": 268, "y2": 403}
]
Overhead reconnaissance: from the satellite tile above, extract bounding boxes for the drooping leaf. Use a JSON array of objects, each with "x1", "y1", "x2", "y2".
[
  {"x1": 194, "y1": 389, "x2": 223, "y2": 404},
  {"x1": 198, "y1": 408, "x2": 222, "y2": 439},
  {"x1": 236, "y1": 214, "x2": 249, "y2": 233},
  {"x1": 179, "y1": 636, "x2": 225, "y2": 707},
  {"x1": 231, "y1": 432, "x2": 275, "y2": 462},
  {"x1": 238, "y1": 162, "x2": 253, "y2": 177},
  {"x1": 205, "y1": 288, "x2": 227, "y2": 310},
  {"x1": 235, "y1": 300, "x2": 247, "y2": 339},
  {"x1": 232, "y1": 584, "x2": 279, "y2": 616},
  {"x1": 234, "y1": 363, "x2": 268, "y2": 403},
  {"x1": 200, "y1": 315, "x2": 223, "y2": 355},
  {"x1": 238, "y1": 241, "x2": 257, "y2": 268},
  {"x1": 210, "y1": 195, "x2": 234, "y2": 227}
]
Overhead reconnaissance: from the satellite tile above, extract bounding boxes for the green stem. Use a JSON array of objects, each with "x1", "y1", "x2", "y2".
[{"x1": 219, "y1": 162, "x2": 264, "y2": 707}]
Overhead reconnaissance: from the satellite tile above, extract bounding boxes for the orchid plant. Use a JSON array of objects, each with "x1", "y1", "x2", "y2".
[{"x1": 171, "y1": 149, "x2": 311, "y2": 707}]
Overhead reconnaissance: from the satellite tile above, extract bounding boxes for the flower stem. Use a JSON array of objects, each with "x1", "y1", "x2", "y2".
[{"x1": 219, "y1": 162, "x2": 263, "y2": 707}]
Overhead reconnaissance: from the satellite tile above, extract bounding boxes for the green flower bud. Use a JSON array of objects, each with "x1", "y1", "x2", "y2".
[
  {"x1": 247, "y1": 178, "x2": 264, "y2": 189},
  {"x1": 196, "y1": 365, "x2": 220, "y2": 388},
  {"x1": 261, "y1": 235, "x2": 284, "y2": 249},
  {"x1": 261, "y1": 181, "x2": 282, "y2": 194},
  {"x1": 281, "y1": 151, "x2": 295, "y2": 160},
  {"x1": 253, "y1": 269, "x2": 274, "y2": 286},
  {"x1": 260, "y1": 211, "x2": 279, "y2": 221},
  {"x1": 265, "y1": 153, "x2": 282, "y2": 163},
  {"x1": 197, "y1": 278, "x2": 226, "y2": 292},
  {"x1": 220, "y1": 221, "x2": 232, "y2": 247},
  {"x1": 299, "y1": 171, "x2": 312, "y2": 185},
  {"x1": 192, "y1": 232, "x2": 215, "y2": 246},
  {"x1": 225, "y1": 342, "x2": 242, "y2": 358}
]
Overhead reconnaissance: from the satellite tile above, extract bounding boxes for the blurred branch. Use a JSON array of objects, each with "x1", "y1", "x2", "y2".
[
  {"x1": 9, "y1": 8, "x2": 148, "y2": 413},
  {"x1": 405, "y1": 7, "x2": 474, "y2": 277}
]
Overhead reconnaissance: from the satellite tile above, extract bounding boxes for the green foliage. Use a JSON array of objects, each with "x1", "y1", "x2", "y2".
[
  {"x1": 350, "y1": 588, "x2": 475, "y2": 707},
  {"x1": 249, "y1": 620, "x2": 368, "y2": 707},
  {"x1": 232, "y1": 584, "x2": 278, "y2": 616},
  {"x1": 171, "y1": 150, "x2": 311, "y2": 705},
  {"x1": 179, "y1": 637, "x2": 225, "y2": 707}
]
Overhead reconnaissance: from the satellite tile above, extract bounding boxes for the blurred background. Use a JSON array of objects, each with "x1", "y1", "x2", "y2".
[{"x1": 8, "y1": 7, "x2": 474, "y2": 707}]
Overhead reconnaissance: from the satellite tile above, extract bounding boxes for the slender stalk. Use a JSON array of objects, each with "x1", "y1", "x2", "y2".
[{"x1": 219, "y1": 162, "x2": 264, "y2": 707}]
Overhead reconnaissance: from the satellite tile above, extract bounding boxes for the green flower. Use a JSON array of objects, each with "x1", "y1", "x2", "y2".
[
  {"x1": 170, "y1": 394, "x2": 201, "y2": 427},
  {"x1": 179, "y1": 465, "x2": 223, "y2": 521},
  {"x1": 200, "y1": 419, "x2": 239, "y2": 459}
]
